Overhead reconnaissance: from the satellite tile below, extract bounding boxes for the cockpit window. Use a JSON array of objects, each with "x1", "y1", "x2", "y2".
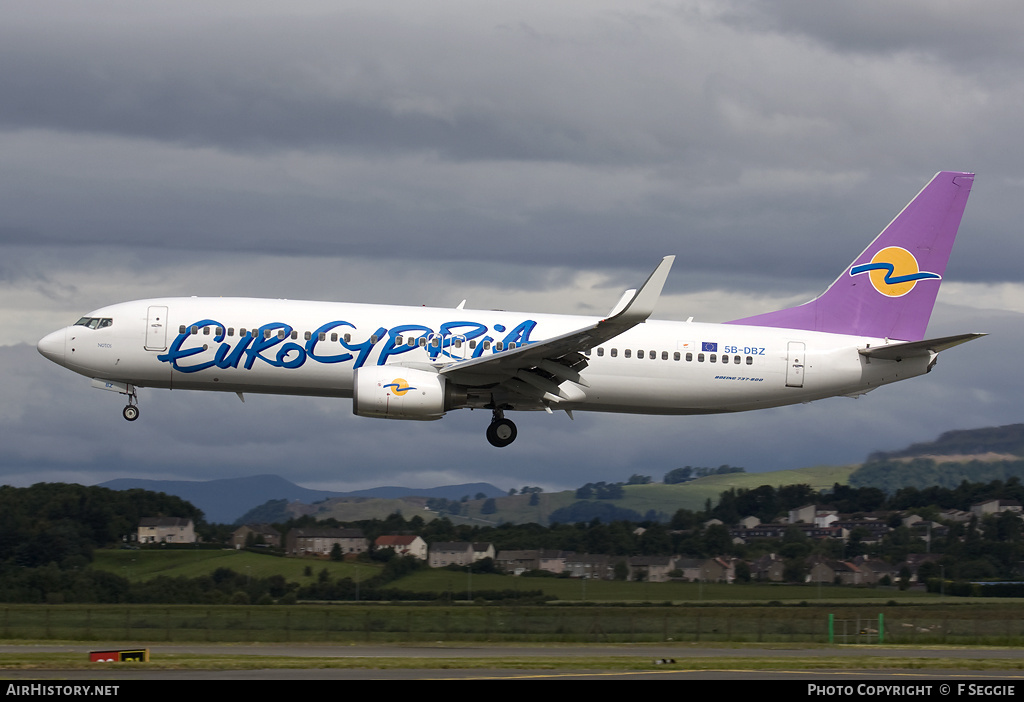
[{"x1": 74, "y1": 317, "x2": 113, "y2": 330}]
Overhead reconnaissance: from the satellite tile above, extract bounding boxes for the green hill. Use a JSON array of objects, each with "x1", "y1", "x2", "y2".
[{"x1": 301, "y1": 464, "x2": 858, "y2": 526}]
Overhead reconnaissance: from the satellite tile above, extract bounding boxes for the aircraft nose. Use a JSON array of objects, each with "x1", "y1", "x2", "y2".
[{"x1": 37, "y1": 328, "x2": 66, "y2": 365}]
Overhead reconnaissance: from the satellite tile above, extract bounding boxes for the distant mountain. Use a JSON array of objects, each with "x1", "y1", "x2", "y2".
[
  {"x1": 97, "y1": 474, "x2": 505, "y2": 524},
  {"x1": 867, "y1": 423, "x2": 1024, "y2": 462},
  {"x1": 851, "y1": 424, "x2": 1024, "y2": 493}
]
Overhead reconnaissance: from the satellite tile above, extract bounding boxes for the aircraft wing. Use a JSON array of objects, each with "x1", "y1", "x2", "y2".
[
  {"x1": 858, "y1": 332, "x2": 986, "y2": 361},
  {"x1": 439, "y1": 257, "x2": 675, "y2": 397}
]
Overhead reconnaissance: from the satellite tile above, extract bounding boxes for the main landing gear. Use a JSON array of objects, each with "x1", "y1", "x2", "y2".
[{"x1": 486, "y1": 408, "x2": 517, "y2": 448}]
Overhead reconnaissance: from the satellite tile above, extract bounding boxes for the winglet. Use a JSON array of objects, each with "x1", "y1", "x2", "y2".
[{"x1": 605, "y1": 256, "x2": 675, "y2": 324}]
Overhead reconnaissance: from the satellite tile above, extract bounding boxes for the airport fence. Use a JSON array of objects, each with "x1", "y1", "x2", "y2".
[{"x1": 2, "y1": 604, "x2": 1024, "y2": 645}]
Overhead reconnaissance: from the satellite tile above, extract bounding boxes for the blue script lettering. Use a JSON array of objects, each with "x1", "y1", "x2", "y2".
[{"x1": 157, "y1": 318, "x2": 538, "y2": 373}]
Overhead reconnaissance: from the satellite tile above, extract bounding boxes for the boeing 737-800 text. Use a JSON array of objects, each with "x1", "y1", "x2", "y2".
[{"x1": 38, "y1": 171, "x2": 982, "y2": 447}]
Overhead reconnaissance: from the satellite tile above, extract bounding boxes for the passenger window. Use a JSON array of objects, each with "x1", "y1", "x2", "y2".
[
  {"x1": 344, "y1": 334, "x2": 351, "y2": 343},
  {"x1": 610, "y1": 348, "x2": 617, "y2": 357},
  {"x1": 734, "y1": 355, "x2": 740, "y2": 364},
  {"x1": 371, "y1": 335, "x2": 379, "y2": 344},
  {"x1": 686, "y1": 352, "x2": 692, "y2": 362},
  {"x1": 277, "y1": 330, "x2": 286, "y2": 339},
  {"x1": 746, "y1": 356, "x2": 753, "y2": 365},
  {"x1": 698, "y1": 353, "x2": 704, "y2": 362},
  {"x1": 191, "y1": 326, "x2": 199, "y2": 335},
  {"x1": 710, "y1": 354, "x2": 716, "y2": 362},
  {"x1": 291, "y1": 331, "x2": 298, "y2": 340},
  {"x1": 624, "y1": 349, "x2": 632, "y2": 358},
  {"x1": 179, "y1": 325, "x2": 187, "y2": 334},
  {"x1": 469, "y1": 340, "x2": 476, "y2": 349},
  {"x1": 227, "y1": 328, "x2": 234, "y2": 337},
  {"x1": 495, "y1": 341, "x2": 504, "y2": 351},
  {"x1": 304, "y1": 331, "x2": 311, "y2": 341},
  {"x1": 319, "y1": 332, "x2": 326, "y2": 342},
  {"x1": 673, "y1": 351, "x2": 680, "y2": 361},
  {"x1": 331, "y1": 333, "x2": 339, "y2": 342},
  {"x1": 597, "y1": 348, "x2": 604, "y2": 357},
  {"x1": 662, "y1": 351, "x2": 669, "y2": 360},
  {"x1": 216, "y1": 327, "x2": 224, "y2": 336},
  {"x1": 483, "y1": 341, "x2": 491, "y2": 350}
]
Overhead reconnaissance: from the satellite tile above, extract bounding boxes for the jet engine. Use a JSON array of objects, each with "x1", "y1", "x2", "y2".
[{"x1": 352, "y1": 366, "x2": 450, "y2": 420}]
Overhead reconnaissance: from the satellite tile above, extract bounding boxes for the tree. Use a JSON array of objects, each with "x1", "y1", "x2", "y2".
[{"x1": 664, "y1": 467, "x2": 693, "y2": 484}]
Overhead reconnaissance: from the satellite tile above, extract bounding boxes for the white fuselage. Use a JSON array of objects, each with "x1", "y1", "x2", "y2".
[{"x1": 37, "y1": 297, "x2": 931, "y2": 415}]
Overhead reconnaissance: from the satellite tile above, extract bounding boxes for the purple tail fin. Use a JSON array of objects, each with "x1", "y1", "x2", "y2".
[{"x1": 725, "y1": 171, "x2": 974, "y2": 341}]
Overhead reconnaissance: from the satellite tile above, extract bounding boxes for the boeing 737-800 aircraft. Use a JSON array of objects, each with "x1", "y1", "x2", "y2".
[{"x1": 38, "y1": 171, "x2": 982, "y2": 447}]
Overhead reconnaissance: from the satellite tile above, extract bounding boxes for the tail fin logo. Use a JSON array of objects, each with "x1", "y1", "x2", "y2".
[
  {"x1": 849, "y1": 246, "x2": 941, "y2": 298},
  {"x1": 383, "y1": 378, "x2": 415, "y2": 396}
]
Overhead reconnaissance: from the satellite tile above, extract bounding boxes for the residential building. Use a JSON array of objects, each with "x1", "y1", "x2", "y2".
[
  {"x1": 286, "y1": 528, "x2": 367, "y2": 556},
  {"x1": 375, "y1": 535, "x2": 428, "y2": 560},
  {"x1": 137, "y1": 517, "x2": 195, "y2": 544},
  {"x1": 231, "y1": 523, "x2": 281, "y2": 549}
]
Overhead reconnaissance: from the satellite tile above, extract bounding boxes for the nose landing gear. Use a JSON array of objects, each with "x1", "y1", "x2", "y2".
[
  {"x1": 486, "y1": 408, "x2": 517, "y2": 448},
  {"x1": 122, "y1": 389, "x2": 139, "y2": 422}
]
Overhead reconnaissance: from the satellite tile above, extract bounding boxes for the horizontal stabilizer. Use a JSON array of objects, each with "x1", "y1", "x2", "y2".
[{"x1": 859, "y1": 332, "x2": 986, "y2": 361}]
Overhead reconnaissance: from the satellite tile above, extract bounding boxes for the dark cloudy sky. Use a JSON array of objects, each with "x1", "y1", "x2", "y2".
[{"x1": 2, "y1": 1, "x2": 1022, "y2": 495}]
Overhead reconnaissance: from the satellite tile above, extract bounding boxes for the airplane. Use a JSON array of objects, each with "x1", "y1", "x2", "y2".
[{"x1": 37, "y1": 171, "x2": 982, "y2": 448}]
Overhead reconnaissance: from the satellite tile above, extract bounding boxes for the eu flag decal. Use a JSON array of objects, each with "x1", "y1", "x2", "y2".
[{"x1": 702, "y1": 342, "x2": 718, "y2": 352}]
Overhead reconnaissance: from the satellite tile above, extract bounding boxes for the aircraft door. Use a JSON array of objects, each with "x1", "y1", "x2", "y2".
[
  {"x1": 786, "y1": 341, "x2": 805, "y2": 388},
  {"x1": 145, "y1": 306, "x2": 169, "y2": 352}
]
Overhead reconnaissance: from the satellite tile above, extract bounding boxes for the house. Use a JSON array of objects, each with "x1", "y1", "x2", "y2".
[
  {"x1": 231, "y1": 523, "x2": 281, "y2": 549},
  {"x1": 428, "y1": 542, "x2": 494, "y2": 567},
  {"x1": 137, "y1": 517, "x2": 195, "y2": 544},
  {"x1": 375, "y1": 535, "x2": 428, "y2": 560},
  {"x1": 673, "y1": 557, "x2": 725, "y2": 582},
  {"x1": 737, "y1": 516, "x2": 760, "y2": 529},
  {"x1": 472, "y1": 542, "x2": 496, "y2": 562},
  {"x1": 627, "y1": 555, "x2": 676, "y2": 582},
  {"x1": 563, "y1": 554, "x2": 616, "y2": 580},
  {"x1": 789, "y1": 504, "x2": 816, "y2": 524},
  {"x1": 538, "y1": 550, "x2": 567, "y2": 574},
  {"x1": 851, "y1": 555, "x2": 901, "y2": 585},
  {"x1": 809, "y1": 559, "x2": 861, "y2": 585},
  {"x1": 286, "y1": 528, "x2": 368, "y2": 557},
  {"x1": 496, "y1": 550, "x2": 541, "y2": 574},
  {"x1": 750, "y1": 553, "x2": 785, "y2": 582},
  {"x1": 971, "y1": 499, "x2": 1023, "y2": 517}
]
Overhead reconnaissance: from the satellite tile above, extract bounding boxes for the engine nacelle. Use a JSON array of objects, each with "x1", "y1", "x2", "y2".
[{"x1": 352, "y1": 366, "x2": 448, "y2": 421}]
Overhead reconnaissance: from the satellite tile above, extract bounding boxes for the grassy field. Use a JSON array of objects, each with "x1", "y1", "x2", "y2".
[
  {"x1": 397, "y1": 569, "x2": 941, "y2": 603},
  {"x1": 3, "y1": 602, "x2": 1024, "y2": 646},
  {"x1": 94, "y1": 548, "x2": 945, "y2": 605},
  {"x1": 92, "y1": 549, "x2": 383, "y2": 584}
]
